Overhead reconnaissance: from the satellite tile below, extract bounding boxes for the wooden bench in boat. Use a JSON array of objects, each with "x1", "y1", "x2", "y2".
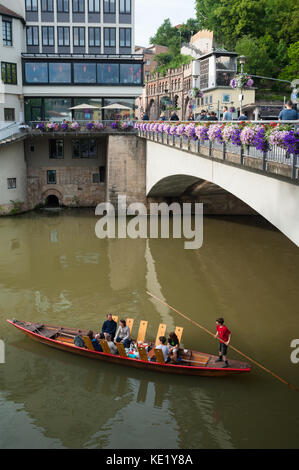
[
  {"x1": 155, "y1": 323, "x2": 167, "y2": 346},
  {"x1": 137, "y1": 346, "x2": 148, "y2": 362},
  {"x1": 116, "y1": 342, "x2": 127, "y2": 357},
  {"x1": 154, "y1": 348, "x2": 165, "y2": 364},
  {"x1": 136, "y1": 321, "x2": 148, "y2": 344},
  {"x1": 126, "y1": 318, "x2": 134, "y2": 334}
]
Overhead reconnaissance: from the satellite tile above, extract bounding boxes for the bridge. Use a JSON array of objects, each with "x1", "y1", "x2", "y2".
[{"x1": 137, "y1": 122, "x2": 299, "y2": 247}]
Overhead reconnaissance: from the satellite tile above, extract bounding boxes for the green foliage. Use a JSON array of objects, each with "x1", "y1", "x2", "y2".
[
  {"x1": 9, "y1": 200, "x2": 23, "y2": 215},
  {"x1": 279, "y1": 41, "x2": 299, "y2": 81},
  {"x1": 155, "y1": 53, "x2": 193, "y2": 76}
]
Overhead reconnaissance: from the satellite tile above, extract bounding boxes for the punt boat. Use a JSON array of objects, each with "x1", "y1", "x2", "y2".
[{"x1": 7, "y1": 319, "x2": 251, "y2": 377}]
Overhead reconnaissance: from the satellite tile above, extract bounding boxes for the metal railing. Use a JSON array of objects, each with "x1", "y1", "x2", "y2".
[
  {"x1": 26, "y1": 120, "x2": 137, "y2": 134},
  {"x1": 136, "y1": 120, "x2": 299, "y2": 181},
  {"x1": 0, "y1": 121, "x2": 27, "y2": 144}
]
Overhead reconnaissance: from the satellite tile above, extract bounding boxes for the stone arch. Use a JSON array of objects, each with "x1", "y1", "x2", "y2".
[{"x1": 42, "y1": 188, "x2": 63, "y2": 206}]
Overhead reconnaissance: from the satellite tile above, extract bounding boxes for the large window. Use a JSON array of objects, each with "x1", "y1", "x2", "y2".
[
  {"x1": 88, "y1": 27, "x2": 101, "y2": 47},
  {"x1": 104, "y1": 28, "x2": 116, "y2": 47},
  {"x1": 2, "y1": 18, "x2": 12, "y2": 46},
  {"x1": 42, "y1": 26, "x2": 54, "y2": 46},
  {"x1": 49, "y1": 63, "x2": 71, "y2": 83},
  {"x1": 74, "y1": 63, "x2": 96, "y2": 83},
  {"x1": 72, "y1": 139, "x2": 97, "y2": 158},
  {"x1": 120, "y1": 63, "x2": 142, "y2": 84},
  {"x1": 104, "y1": 0, "x2": 115, "y2": 13},
  {"x1": 41, "y1": 0, "x2": 54, "y2": 11},
  {"x1": 72, "y1": 0, "x2": 85, "y2": 12},
  {"x1": 73, "y1": 27, "x2": 85, "y2": 47},
  {"x1": 26, "y1": 0, "x2": 38, "y2": 11},
  {"x1": 25, "y1": 62, "x2": 48, "y2": 83},
  {"x1": 57, "y1": 0, "x2": 69, "y2": 12},
  {"x1": 26, "y1": 26, "x2": 39, "y2": 46},
  {"x1": 97, "y1": 63, "x2": 119, "y2": 84},
  {"x1": 119, "y1": 0, "x2": 130, "y2": 14},
  {"x1": 1, "y1": 62, "x2": 17, "y2": 84},
  {"x1": 88, "y1": 0, "x2": 100, "y2": 12},
  {"x1": 44, "y1": 98, "x2": 72, "y2": 121},
  {"x1": 49, "y1": 140, "x2": 64, "y2": 159},
  {"x1": 119, "y1": 28, "x2": 131, "y2": 48},
  {"x1": 58, "y1": 27, "x2": 70, "y2": 46}
]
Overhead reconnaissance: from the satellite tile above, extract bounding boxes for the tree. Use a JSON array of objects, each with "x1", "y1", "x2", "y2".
[{"x1": 279, "y1": 41, "x2": 299, "y2": 81}]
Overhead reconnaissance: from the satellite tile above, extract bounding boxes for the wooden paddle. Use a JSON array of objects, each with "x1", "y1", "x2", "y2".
[{"x1": 146, "y1": 290, "x2": 299, "y2": 392}]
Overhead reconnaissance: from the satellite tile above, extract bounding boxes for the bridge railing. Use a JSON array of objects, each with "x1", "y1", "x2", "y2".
[
  {"x1": 26, "y1": 120, "x2": 136, "y2": 134},
  {"x1": 136, "y1": 120, "x2": 299, "y2": 181}
]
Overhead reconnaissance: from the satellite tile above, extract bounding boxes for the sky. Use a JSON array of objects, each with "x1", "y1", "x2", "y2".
[{"x1": 135, "y1": 0, "x2": 197, "y2": 47}]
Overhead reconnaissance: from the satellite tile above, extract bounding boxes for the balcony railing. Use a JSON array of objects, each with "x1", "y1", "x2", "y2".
[
  {"x1": 136, "y1": 120, "x2": 299, "y2": 182},
  {"x1": 25, "y1": 120, "x2": 137, "y2": 135}
]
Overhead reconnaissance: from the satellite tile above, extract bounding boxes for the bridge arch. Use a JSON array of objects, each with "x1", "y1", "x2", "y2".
[{"x1": 146, "y1": 140, "x2": 299, "y2": 246}]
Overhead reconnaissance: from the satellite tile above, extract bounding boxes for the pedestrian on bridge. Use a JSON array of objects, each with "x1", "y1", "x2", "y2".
[{"x1": 278, "y1": 100, "x2": 298, "y2": 121}]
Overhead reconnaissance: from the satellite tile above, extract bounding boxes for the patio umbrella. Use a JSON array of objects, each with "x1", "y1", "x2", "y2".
[
  {"x1": 101, "y1": 103, "x2": 132, "y2": 110},
  {"x1": 69, "y1": 103, "x2": 101, "y2": 110}
]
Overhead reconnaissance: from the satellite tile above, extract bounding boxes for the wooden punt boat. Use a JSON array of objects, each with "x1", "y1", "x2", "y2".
[{"x1": 7, "y1": 319, "x2": 251, "y2": 377}]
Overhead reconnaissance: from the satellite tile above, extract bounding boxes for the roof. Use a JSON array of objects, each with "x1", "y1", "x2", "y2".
[{"x1": 0, "y1": 4, "x2": 25, "y2": 24}]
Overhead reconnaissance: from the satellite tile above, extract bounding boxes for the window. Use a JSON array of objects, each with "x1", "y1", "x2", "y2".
[
  {"x1": 42, "y1": 26, "x2": 54, "y2": 46},
  {"x1": 26, "y1": 0, "x2": 38, "y2": 11},
  {"x1": 104, "y1": 28, "x2": 115, "y2": 47},
  {"x1": 57, "y1": 0, "x2": 69, "y2": 12},
  {"x1": 74, "y1": 63, "x2": 96, "y2": 83},
  {"x1": 4, "y1": 109, "x2": 15, "y2": 121},
  {"x1": 47, "y1": 170, "x2": 56, "y2": 184},
  {"x1": 49, "y1": 63, "x2": 71, "y2": 83},
  {"x1": 119, "y1": 0, "x2": 130, "y2": 14},
  {"x1": 1, "y1": 62, "x2": 17, "y2": 84},
  {"x1": 97, "y1": 63, "x2": 119, "y2": 84},
  {"x1": 49, "y1": 140, "x2": 64, "y2": 159},
  {"x1": 104, "y1": 0, "x2": 115, "y2": 13},
  {"x1": 88, "y1": 0, "x2": 100, "y2": 12},
  {"x1": 73, "y1": 27, "x2": 85, "y2": 47},
  {"x1": 26, "y1": 26, "x2": 39, "y2": 46},
  {"x1": 88, "y1": 27, "x2": 101, "y2": 47},
  {"x1": 93, "y1": 168, "x2": 105, "y2": 182},
  {"x1": 72, "y1": 0, "x2": 85, "y2": 12},
  {"x1": 2, "y1": 18, "x2": 12, "y2": 46},
  {"x1": 119, "y1": 28, "x2": 131, "y2": 48},
  {"x1": 120, "y1": 63, "x2": 142, "y2": 84},
  {"x1": 7, "y1": 178, "x2": 16, "y2": 189},
  {"x1": 58, "y1": 27, "x2": 70, "y2": 46},
  {"x1": 72, "y1": 139, "x2": 97, "y2": 158},
  {"x1": 25, "y1": 62, "x2": 48, "y2": 83},
  {"x1": 41, "y1": 0, "x2": 54, "y2": 11}
]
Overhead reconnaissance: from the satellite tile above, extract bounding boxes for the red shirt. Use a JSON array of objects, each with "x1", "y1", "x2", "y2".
[{"x1": 216, "y1": 325, "x2": 231, "y2": 342}]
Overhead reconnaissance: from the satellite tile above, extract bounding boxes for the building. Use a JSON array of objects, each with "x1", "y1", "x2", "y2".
[{"x1": 0, "y1": 0, "x2": 144, "y2": 214}]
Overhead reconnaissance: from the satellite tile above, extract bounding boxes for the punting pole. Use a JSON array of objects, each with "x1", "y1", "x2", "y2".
[{"x1": 146, "y1": 291, "x2": 299, "y2": 392}]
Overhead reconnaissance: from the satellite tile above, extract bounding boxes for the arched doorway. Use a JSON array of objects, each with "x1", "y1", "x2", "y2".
[{"x1": 45, "y1": 194, "x2": 60, "y2": 207}]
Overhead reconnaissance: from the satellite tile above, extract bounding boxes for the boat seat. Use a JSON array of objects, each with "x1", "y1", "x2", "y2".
[
  {"x1": 154, "y1": 348, "x2": 165, "y2": 364},
  {"x1": 137, "y1": 346, "x2": 148, "y2": 362},
  {"x1": 99, "y1": 339, "x2": 112, "y2": 354},
  {"x1": 116, "y1": 342, "x2": 127, "y2": 357},
  {"x1": 112, "y1": 315, "x2": 118, "y2": 324},
  {"x1": 175, "y1": 326, "x2": 183, "y2": 343},
  {"x1": 82, "y1": 336, "x2": 95, "y2": 351},
  {"x1": 136, "y1": 321, "x2": 148, "y2": 344},
  {"x1": 126, "y1": 318, "x2": 134, "y2": 334},
  {"x1": 155, "y1": 323, "x2": 167, "y2": 345}
]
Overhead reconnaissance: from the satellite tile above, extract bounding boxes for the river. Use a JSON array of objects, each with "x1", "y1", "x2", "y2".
[{"x1": 0, "y1": 209, "x2": 298, "y2": 449}]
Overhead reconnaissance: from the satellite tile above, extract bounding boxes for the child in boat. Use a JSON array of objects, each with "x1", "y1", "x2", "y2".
[
  {"x1": 214, "y1": 317, "x2": 231, "y2": 368},
  {"x1": 167, "y1": 332, "x2": 180, "y2": 363},
  {"x1": 106, "y1": 334, "x2": 118, "y2": 355},
  {"x1": 156, "y1": 336, "x2": 170, "y2": 362}
]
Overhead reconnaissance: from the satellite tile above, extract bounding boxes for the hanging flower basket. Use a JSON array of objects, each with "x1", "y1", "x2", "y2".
[
  {"x1": 230, "y1": 74, "x2": 254, "y2": 89},
  {"x1": 188, "y1": 88, "x2": 204, "y2": 99}
]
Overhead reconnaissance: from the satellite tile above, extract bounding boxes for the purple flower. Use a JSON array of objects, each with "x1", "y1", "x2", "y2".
[
  {"x1": 36, "y1": 122, "x2": 44, "y2": 130},
  {"x1": 253, "y1": 127, "x2": 269, "y2": 152},
  {"x1": 195, "y1": 125, "x2": 209, "y2": 141},
  {"x1": 230, "y1": 79, "x2": 237, "y2": 89},
  {"x1": 207, "y1": 124, "x2": 223, "y2": 144},
  {"x1": 95, "y1": 122, "x2": 105, "y2": 130},
  {"x1": 231, "y1": 127, "x2": 242, "y2": 146},
  {"x1": 240, "y1": 127, "x2": 256, "y2": 145},
  {"x1": 110, "y1": 122, "x2": 118, "y2": 129},
  {"x1": 282, "y1": 130, "x2": 299, "y2": 155},
  {"x1": 246, "y1": 78, "x2": 254, "y2": 88},
  {"x1": 61, "y1": 122, "x2": 68, "y2": 130},
  {"x1": 86, "y1": 122, "x2": 94, "y2": 130},
  {"x1": 71, "y1": 121, "x2": 80, "y2": 130}
]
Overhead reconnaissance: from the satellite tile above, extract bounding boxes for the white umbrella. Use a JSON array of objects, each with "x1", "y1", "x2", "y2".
[
  {"x1": 69, "y1": 103, "x2": 101, "y2": 110},
  {"x1": 101, "y1": 103, "x2": 132, "y2": 110}
]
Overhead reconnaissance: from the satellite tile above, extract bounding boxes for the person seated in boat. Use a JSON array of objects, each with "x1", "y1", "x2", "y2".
[
  {"x1": 106, "y1": 334, "x2": 118, "y2": 355},
  {"x1": 167, "y1": 332, "x2": 180, "y2": 363},
  {"x1": 87, "y1": 330, "x2": 103, "y2": 352},
  {"x1": 101, "y1": 313, "x2": 117, "y2": 341},
  {"x1": 114, "y1": 319, "x2": 131, "y2": 349},
  {"x1": 214, "y1": 317, "x2": 231, "y2": 368},
  {"x1": 155, "y1": 336, "x2": 170, "y2": 362}
]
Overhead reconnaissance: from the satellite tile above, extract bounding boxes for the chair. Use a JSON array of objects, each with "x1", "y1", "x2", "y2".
[
  {"x1": 112, "y1": 315, "x2": 118, "y2": 324},
  {"x1": 175, "y1": 326, "x2": 183, "y2": 343},
  {"x1": 82, "y1": 336, "x2": 95, "y2": 351},
  {"x1": 99, "y1": 339, "x2": 112, "y2": 354},
  {"x1": 154, "y1": 348, "x2": 165, "y2": 364},
  {"x1": 137, "y1": 346, "x2": 148, "y2": 362},
  {"x1": 126, "y1": 318, "x2": 134, "y2": 334},
  {"x1": 155, "y1": 323, "x2": 167, "y2": 345},
  {"x1": 136, "y1": 320, "x2": 148, "y2": 344},
  {"x1": 116, "y1": 342, "x2": 127, "y2": 357}
]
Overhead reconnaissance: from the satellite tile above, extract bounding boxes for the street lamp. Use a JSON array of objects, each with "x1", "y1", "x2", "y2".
[{"x1": 239, "y1": 55, "x2": 246, "y2": 116}]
